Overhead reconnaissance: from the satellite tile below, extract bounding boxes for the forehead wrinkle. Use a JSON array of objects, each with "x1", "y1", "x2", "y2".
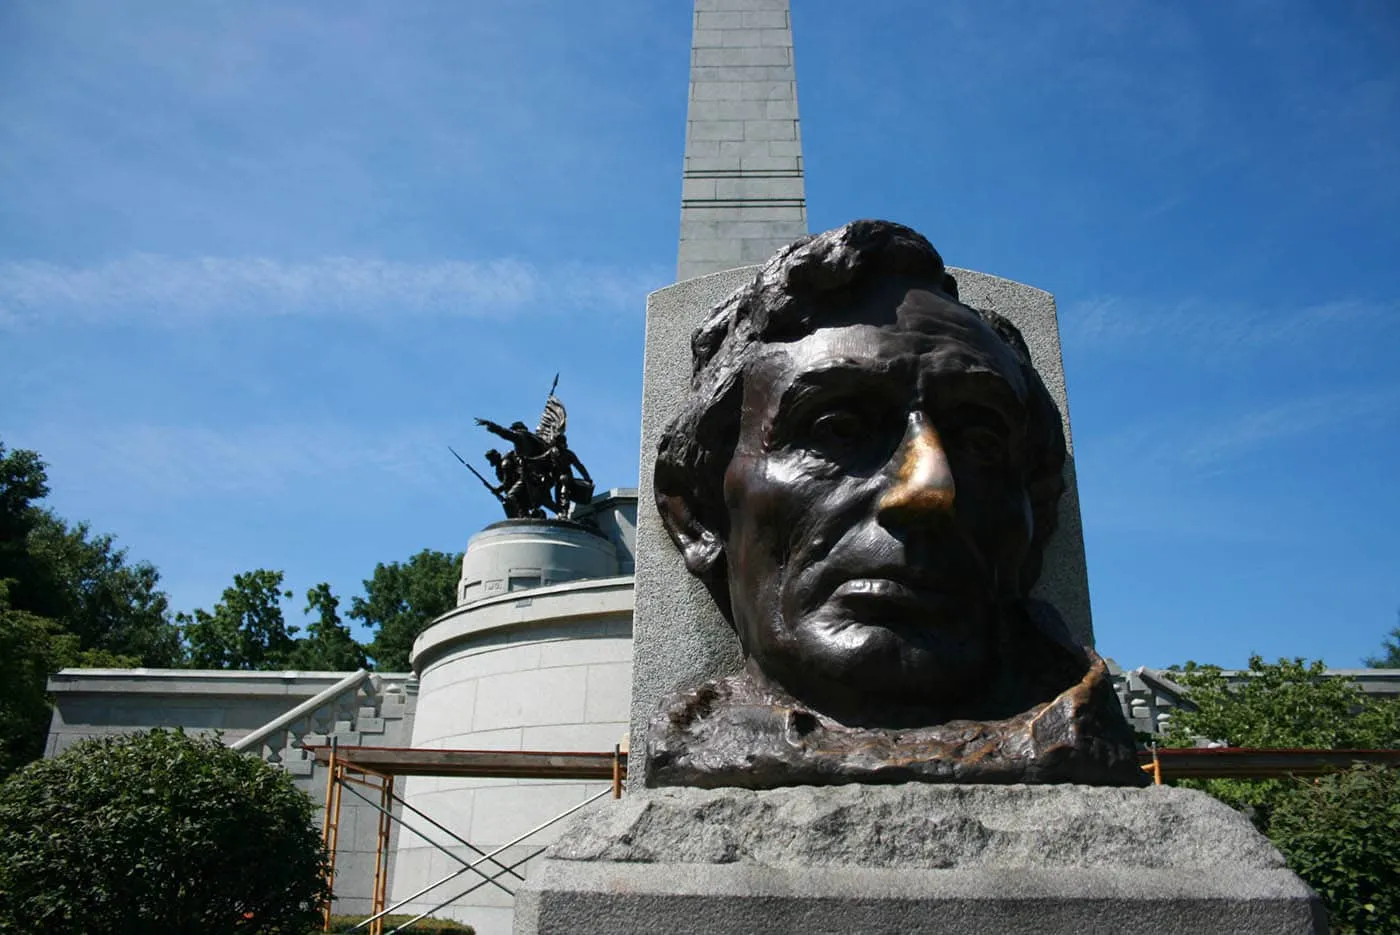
[
  {"x1": 920, "y1": 359, "x2": 1027, "y2": 409},
  {"x1": 742, "y1": 315, "x2": 1029, "y2": 435},
  {"x1": 773, "y1": 354, "x2": 912, "y2": 413},
  {"x1": 749, "y1": 324, "x2": 916, "y2": 404},
  {"x1": 905, "y1": 318, "x2": 1028, "y2": 393}
]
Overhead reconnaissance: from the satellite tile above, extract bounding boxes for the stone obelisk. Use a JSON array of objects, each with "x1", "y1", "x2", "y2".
[{"x1": 676, "y1": 0, "x2": 807, "y2": 281}]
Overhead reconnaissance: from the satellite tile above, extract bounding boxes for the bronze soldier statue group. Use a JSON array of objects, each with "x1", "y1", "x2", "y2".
[{"x1": 453, "y1": 378, "x2": 595, "y2": 521}]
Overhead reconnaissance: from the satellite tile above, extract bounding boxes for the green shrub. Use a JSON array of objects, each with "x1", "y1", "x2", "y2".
[
  {"x1": 1268, "y1": 764, "x2": 1400, "y2": 935},
  {"x1": 321, "y1": 914, "x2": 473, "y2": 933},
  {"x1": 1163, "y1": 657, "x2": 1400, "y2": 933},
  {"x1": 0, "y1": 728, "x2": 329, "y2": 935}
]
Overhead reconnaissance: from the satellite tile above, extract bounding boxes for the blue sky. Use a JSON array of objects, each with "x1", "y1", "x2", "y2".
[{"x1": 2, "y1": 0, "x2": 1397, "y2": 669}]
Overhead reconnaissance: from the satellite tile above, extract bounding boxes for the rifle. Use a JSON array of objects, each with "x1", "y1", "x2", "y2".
[{"x1": 448, "y1": 446, "x2": 502, "y2": 500}]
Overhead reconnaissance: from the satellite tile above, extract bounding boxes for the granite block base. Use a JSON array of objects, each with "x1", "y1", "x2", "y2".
[{"x1": 514, "y1": 784, "x2": 1325, "y2": 934}]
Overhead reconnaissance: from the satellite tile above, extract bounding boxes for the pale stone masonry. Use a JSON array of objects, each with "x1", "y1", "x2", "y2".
[{"x1": 677, "y1": 0, "x2": 808, "y2": 281}]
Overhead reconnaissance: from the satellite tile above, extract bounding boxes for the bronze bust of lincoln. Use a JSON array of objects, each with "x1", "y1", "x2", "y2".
[{"x1": 648, "y1": 219, "x2": 1145, "y2": 789}]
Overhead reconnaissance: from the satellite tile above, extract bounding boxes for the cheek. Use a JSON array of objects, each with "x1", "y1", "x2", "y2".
[
  {"x1": 725, "y1": 454, "x2": 800, "y2": 521},
  {"x1": 989, "y1": 491, "x2": 1035, "y2": 583},
  {"x1": 1009, "y1": 492, "x2": 1034, "y2": 552},
  {"x1": 723, "y1": 455, "x2": 824, "y2": 567},
  {"x1": 956, "y1": 471, "x2": 1033, "y2": 551}
]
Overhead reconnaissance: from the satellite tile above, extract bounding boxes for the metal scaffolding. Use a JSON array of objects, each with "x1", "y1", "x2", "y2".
[
  {"x1": 311, "y1": 742, "x2": 1395, "y2": 930},
  {"x1": 310, "y1": 742, "x2": 627, "y2": 935},
  {"x1": 1138, "y1": 746, "x2": 1400, "y2": 780}
]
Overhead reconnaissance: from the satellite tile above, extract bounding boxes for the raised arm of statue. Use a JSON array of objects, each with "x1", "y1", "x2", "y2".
[{"x1": 475, "y1": 418, "x2": 518, "y2": 444}]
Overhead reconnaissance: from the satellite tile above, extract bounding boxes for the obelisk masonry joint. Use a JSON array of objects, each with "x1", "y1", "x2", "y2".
[{"x1": 677, "y1": 0, "x2": 808, "y2": 282}]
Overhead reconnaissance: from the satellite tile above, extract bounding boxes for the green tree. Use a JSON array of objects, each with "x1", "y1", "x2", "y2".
[
  {"x1": 179, "y1": 570, "x2": 297, "y2": 670},
  {"x1": 285, "y1": 583, "x2": 367, "y2": 671},
  {"x1": 0, "y1": 441, "x2": 181, "y2": 779},
  {"x1": 0, "y1": 581, "x2": 75, "y2": 777},
  {"x1": 1165, "y1": 656, "x2": 1400, "y2": 932},
  {"x1": 1365, "y1": 613, "x2": 1400, "y2": 668},
  {"x1": 0, "y1": 728, "x2": 330, "y2": 934},
  {"x1": 0, "y1": 442, "x2": 48, "y2": 549},
  {"x1": 1166, "y1": 656, "x2": 1400, "y2": 751},
  {"x1": 21, "y1": 513, "x2": 182, "y2": 667},
  {"x1": 0, "y1": 582, "x2": 145, "y2": 780},
  {"x1": 350, "y1": 549, "x2": 460, "y2": 671},
  {"x1": 1, "y1": 442, "x2": 181, "y2": 668}
]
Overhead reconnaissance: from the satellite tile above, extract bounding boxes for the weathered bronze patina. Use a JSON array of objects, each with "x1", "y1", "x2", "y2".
[{"x1": 649, "y1": 219, "x2": 1145, "y2": 789}]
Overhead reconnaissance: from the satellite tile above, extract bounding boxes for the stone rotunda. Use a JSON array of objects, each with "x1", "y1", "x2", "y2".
[{"x1": 387, "y1": 492, "x2": 636, "y2": 934}]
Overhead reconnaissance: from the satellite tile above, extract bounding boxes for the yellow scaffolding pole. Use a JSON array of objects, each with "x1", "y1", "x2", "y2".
[
  {"x1": 321, "y1": 738, "x2": 343, "y2": 932},
  {"x1": 370, "y1": 771, "x2": 395, "y2": 935}
]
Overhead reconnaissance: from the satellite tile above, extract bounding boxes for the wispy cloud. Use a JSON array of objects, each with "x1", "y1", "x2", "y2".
[
  {"x1": 0, "y1": 255, "x2": 669, "y2": 328},
  {"x1": 1063, "y1": 295, "x2": 1398, "y2": 358},
  {"x1": 25, "y1": 422, "x2": 460, "y2": 500},
  {"x1": 1177, "y1": 390, "x2": 1398, "y2": 471},
  {"x1": 1090, "y1": 388, "x2": 1398, "y2": 477},
  {"x1": 1078, "y1": 386, "x2": 1400, "y2": 541}
]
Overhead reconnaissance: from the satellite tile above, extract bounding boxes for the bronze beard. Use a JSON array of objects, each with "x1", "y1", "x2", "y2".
[{"x1": 646, "y1": 599, "x2": 1146, "y2": 789}]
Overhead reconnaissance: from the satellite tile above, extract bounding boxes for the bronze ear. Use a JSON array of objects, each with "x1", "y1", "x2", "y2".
[
  {"x1": 942, "y1": 271, "x2": 959, "y2": 300},
  {"x1": 653, "y1": 475, "x2": 725, "y2": 577}
]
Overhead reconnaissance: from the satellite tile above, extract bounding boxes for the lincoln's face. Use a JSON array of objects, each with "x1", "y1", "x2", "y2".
[{"x1": 719, "y1": 275, "x2": 1036, "y2": 720}]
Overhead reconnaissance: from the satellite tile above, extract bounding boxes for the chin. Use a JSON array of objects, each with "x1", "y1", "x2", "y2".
[
  {"x1": 795, "y1": 611, "x2": 985, "y2": 687},
  {"x1": 803, "y1": 600, "x2": 981, "y2": 653}
]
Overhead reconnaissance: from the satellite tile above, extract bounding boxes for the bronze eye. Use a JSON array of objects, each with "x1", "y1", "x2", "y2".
[
  {"x1": 809, "y1": 409, "x2": 866, "y2": 449},
  {"x1": 954, "y1": 426, "x2": 1007, "y2": 465}
]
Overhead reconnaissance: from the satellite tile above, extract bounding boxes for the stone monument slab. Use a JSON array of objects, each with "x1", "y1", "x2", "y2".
[
  {"x1": 516, "y1": 784, "x2": 1325, "y2": 934},
  {"x1": 630, "y1": 260, "x2": 1097, "y2": 779}
]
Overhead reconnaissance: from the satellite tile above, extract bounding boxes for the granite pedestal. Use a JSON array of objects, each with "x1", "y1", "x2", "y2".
[{"x1": 514, "y1": 784, "x2": 1324, "y2": 934}]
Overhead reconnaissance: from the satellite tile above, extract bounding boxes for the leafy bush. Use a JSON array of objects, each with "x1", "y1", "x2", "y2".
[
  {"x1": 0, "y1": 728, "x2": 329, "y2": 935},
  {"x1": 1269, "y1": 765, "x2": 1400, "y2": 935},
  {"x1": 321, "y1": 914, "x2": 473, "y2": 933},
  {"x1": 1165, "y1": 657, "x2": 1400, "y2": 751},
  {"x1": 1164, "y1": 657, "x2": 1400, "y2": 933}
]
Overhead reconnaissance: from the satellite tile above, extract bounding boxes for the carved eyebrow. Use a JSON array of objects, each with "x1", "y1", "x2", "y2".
[
  {"x1": 924, "y1": 369, "x2": 1027, "y2": 430},
  {"x1": 773, "y1": 358, "x2": 911, "y2": 418}
]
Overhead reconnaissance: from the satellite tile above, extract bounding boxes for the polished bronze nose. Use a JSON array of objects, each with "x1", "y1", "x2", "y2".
[{"x1": 877, "y1": 412, "x2": 955, "y2": 518}]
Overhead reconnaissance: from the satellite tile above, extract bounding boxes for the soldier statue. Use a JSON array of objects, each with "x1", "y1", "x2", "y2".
[
  {"x1": 541, "y1": 431, "x2": 594, "y2": 515},
  {"x1": 457, "y1": 378, "x2": 596, "y2": 520},
  {"x1": 483, "y1": 448, "x2": 538, "y2": 519}
]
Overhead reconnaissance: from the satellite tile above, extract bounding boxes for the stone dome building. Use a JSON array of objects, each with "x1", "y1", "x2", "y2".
[{"x1": 386, "y1": 491, "x2": 637, "y2": 935}]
